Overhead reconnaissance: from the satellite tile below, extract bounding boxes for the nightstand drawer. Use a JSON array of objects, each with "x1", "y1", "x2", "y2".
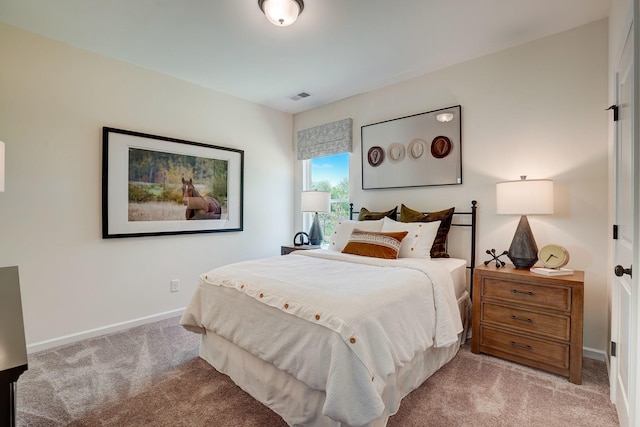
[
  {"x1": 482, "y1": 278, "x2": 571, "y2": 312},
  {"x1": 480, "y1": 326, "x2": 570, "y2": 370},
  {"x1": 482, "y1": 302, "x2": 570, "y2": 341}
]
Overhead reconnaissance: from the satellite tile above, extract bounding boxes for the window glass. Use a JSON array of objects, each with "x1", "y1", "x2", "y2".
[{"x1": 308, "y1": 153, "x2": 349, "y2": 244}]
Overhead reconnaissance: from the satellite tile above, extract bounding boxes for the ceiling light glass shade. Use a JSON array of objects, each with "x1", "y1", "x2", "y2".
[
  {"x1": 436, "y1": 113, "x2": 454, "y2": 122},
  {"x1": 301, "y1": 190, "x2": 330, "y2": 213},
  {"x1": 258, "y1": 0, "x2": 304, "y2": 26}
]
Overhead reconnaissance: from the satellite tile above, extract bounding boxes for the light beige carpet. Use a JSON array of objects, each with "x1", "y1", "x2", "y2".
[{"x1": 16, "y1": 317, "x2": 619, "y2": 426}]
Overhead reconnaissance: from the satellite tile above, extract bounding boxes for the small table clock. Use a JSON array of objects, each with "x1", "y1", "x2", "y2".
[{"x1": 538, "y1": 244, "x2": 570, "y2": 269}]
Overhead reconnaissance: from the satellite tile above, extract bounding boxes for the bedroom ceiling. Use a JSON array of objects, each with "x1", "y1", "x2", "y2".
[{"x1": 0, "y1": 0, "x2": 611, "y2": 114}]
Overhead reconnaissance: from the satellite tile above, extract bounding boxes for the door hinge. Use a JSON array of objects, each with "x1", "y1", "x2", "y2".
[
  {"x1": 613, "y1": 224, "x2": 618, "y2": 240},
  {"x1": 611, "y1": 341, "x2": 617, "y2": 357},
  {"x1": 606, "y1": 105, "x2": 619, "y2": 121}
]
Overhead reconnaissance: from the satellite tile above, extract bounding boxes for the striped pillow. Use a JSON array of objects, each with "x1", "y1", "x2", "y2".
[{"x1": 342, "y1": 229, "x2": 408, "y2": 259}]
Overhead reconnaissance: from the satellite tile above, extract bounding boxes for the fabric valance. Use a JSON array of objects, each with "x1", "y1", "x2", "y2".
[{"x1": 297, "y1": 118, "x2": 353, "y2": 160}]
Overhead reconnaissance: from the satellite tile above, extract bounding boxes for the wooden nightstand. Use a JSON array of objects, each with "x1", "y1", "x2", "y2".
[
  {"x1": 281, "y1": 245, "x2": 321, "y2": 255},
  {"x1": 471, "y1": 264, "x2": 584, "y2": 384}
]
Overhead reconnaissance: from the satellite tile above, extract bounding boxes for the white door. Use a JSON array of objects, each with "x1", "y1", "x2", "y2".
[{"x1": 611, "y1": 22, "x2": 636, "y2": 427}]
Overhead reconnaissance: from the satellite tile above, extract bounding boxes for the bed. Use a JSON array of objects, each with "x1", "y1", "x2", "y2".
[{"x1": 180, "y1": 201, "x2": 477, "y2": 427}]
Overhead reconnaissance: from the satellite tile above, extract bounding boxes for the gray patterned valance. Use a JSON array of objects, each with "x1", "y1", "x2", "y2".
[{"x1": 297, "y1": 118, "x2": 353, "y2": 160}]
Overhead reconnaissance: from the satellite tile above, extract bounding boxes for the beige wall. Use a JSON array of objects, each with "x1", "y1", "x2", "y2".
[
  {"x1": 294, "y1": 20, "x2": 609, "y2": 355},
  {"x1": 0, "y1": 23, "x2": 294, "y2": 349},
  {"x1": 0, "y1": 18, "x2": 611, "y2": 356}
]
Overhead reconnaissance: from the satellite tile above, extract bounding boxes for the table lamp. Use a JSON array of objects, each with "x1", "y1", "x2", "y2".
[
  {"x1": 301, "y1": 190, "x2": 331, "y2": 245},
  {"x1": 496, "y1": 176, "x2": 554, "y2": 269}
]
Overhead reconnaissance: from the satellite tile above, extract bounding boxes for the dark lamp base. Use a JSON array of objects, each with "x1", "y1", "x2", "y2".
[
  {"x1": 509, "y1": 256, "x2": 538, "y2": 270},
  {"x1": 507, "y1": 215, "x2": 538, "y2": 269},
  {"x1": 308, "y1": 213, "x2": 323, "y2": 246}
]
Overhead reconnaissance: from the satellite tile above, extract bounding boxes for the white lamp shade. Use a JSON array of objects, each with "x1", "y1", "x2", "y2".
[
  {"x1": 496, "y1": 178, "x2": 553, "y2": 215},
  {"x1": 301, "y1": 190, "x2": 331, "y2": 213},
  {"x1": 261, "y1": 0, "x2": 301, "y2": 26},
  {"x1": 0, "y1": 141, "x2": 4, "y2": 192}
]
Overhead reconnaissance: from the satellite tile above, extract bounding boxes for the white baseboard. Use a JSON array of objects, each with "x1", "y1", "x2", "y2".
[
  {"x1": 27, "y1": 308, "x2": 185, "y2": 354},
  {"x1": 583, "y1": 346, "x2": 607, "y2": 362}
]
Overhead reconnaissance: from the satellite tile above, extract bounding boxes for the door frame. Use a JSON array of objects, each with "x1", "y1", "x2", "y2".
[
  {"x1": 632, "y1": 2, "x2": 640, "y2": 423},
  {"x1": 610, "y1": 3, "x2": 640, "y2": 426}
]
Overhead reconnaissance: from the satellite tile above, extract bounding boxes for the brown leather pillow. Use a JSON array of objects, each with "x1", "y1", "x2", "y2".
[
  {"x1": 357, "y1": 206, "x2": 397, "y2": 221},
  {"x1": 400, "y1": 204, "x2": 455, "y2": 258},
  {"x1": 342, "y1": 229, "x2": 408, "y2": 259}
]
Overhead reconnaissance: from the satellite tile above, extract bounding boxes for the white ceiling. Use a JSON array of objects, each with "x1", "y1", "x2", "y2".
[{"x1": 0, "y1": 0, "x2": 611, "y2": 114}]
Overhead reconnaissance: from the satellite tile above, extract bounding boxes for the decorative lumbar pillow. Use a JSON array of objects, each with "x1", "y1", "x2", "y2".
[
  {"x1": 342, "y1": 229, "x2": 408, "y2": 259},
  {"x1": 329, "y1": 219, "x2": 384, "y2": 252},
  {"x1": 399, "y1": 204, "x2": 455, "y2": 258},
  {"x1": 381, "y1": 217, "x2": 441, "y2": 258},
  {"x1": 357, "y1": 206, "x2": 398, "y2": 221}
]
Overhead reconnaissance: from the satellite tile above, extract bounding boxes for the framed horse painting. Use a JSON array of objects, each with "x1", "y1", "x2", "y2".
[{"x1": 102, "y1": 127, "x2": 244, "y2": 238}]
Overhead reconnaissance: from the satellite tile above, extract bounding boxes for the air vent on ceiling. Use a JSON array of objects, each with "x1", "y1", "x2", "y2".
[{"x1": 289, "y1": 91, "x2": 311, "y2": 101}]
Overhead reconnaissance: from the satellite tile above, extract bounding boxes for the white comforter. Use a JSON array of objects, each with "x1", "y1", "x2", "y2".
[{"x1": 180, "y1": 249, "x2": 463, "y2": 426}]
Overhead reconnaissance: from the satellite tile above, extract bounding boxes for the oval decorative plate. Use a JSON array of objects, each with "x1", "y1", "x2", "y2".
[
  {"x1": 431, "y1": 136, "x2": 452, "y2": 158},
  {"x1": 408, "y1": 139, "x2": 425, "y2": 159},
  {"x1": 387, "y1": 143, "x2": 405, "y2": 162},
  {"x1": 367, "y1": 146, "x2": 385, "y2": 167}
]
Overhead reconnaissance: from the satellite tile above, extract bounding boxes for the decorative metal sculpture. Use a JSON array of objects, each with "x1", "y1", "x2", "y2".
[{"x1": 484, "y1": 249, "x2": 509, "y2": 268}]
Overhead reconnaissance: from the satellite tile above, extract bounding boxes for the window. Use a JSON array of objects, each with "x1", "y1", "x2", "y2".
[{"x1": 305, "y1": 153, "x2": 349, "y2": 244}]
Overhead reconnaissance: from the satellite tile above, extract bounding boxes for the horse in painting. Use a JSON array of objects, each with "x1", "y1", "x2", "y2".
[{"x1": 181, "y1": 178, "x2": 221, "y2": 220}]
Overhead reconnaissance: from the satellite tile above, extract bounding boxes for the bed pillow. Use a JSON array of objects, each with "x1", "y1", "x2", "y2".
[
  {"x1": 329, "y1": 219, "x2": 384, "y2": 252},
  {"x1": 357, "y1": 206, "x2": 398, "y2": 221},
  {"x1": 381, "y1": 217, "x2": 441, "y2": 258},
  {"x1": 342, "y1": 229, "x2": 408, "y2": 259},
  {"x1": 400, "y1": 204, "x2": 455, "y2": 258}
]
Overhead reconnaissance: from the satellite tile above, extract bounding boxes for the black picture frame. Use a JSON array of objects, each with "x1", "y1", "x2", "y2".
[
  {"x1": 102, "y1": 127, "x2": 244, "y2": 238},
  {"x1": 361, "y1": 105, "x2": 462, "y2": 189}
]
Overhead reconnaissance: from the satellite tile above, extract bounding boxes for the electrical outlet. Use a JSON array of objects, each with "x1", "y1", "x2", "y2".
[{"x1": 170, "y1": 279, "x2": 180, "y2": 292}]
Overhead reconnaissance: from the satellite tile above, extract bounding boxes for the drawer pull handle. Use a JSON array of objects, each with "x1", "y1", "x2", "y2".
[
  {"x1": 511, "y1": 289, "x2": 534, "y2": 296},
  {"x1": 510, "y1": 315, "x2": 533, "y2": 323},
  {"x1": 510, "y1": 341, "x2": 532, "y2": 350}
]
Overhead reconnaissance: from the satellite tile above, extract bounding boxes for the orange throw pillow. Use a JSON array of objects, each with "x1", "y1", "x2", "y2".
[{"x1": 342, "y1": 229, "x2": 408, "y2": 259}]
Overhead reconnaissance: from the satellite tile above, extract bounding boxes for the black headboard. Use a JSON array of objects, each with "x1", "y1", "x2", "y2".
[{"x1": 349, "y1": 201, "x2": 478, "y2": 298}]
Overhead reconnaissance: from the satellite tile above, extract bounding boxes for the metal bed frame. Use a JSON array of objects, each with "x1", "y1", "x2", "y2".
[{"x1": 349, "y1": 200, "x2": 478, "y2": 298}]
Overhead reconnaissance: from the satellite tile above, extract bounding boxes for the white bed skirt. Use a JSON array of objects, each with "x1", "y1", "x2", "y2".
[{"x1": 198, "y1": 291, "x2": 470, "y2": 427}]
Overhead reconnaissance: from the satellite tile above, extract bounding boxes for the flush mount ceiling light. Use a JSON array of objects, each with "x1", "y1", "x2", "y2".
[
  {"x1": 436, "y1": 112, "x2": 454, "y2": 123},
  {"x1": 258, "y1": 0, "x2": 304, "y2": 26}
]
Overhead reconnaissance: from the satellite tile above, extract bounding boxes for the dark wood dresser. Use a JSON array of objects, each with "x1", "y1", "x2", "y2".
[
  {"x1": 0, "y1": 266, "x2": 28, "y2": 426},
  {"x1": 472, "y1": 264, "x2": 584, "y2": 384}
]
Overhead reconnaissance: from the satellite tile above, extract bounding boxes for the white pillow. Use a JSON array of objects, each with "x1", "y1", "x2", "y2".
[
  {"x1": 381, "y1": 217, "x2": 441, "y2": 258},
  {"x1": 329, "y1": 219, "x2": 384, "y2": 252}
]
